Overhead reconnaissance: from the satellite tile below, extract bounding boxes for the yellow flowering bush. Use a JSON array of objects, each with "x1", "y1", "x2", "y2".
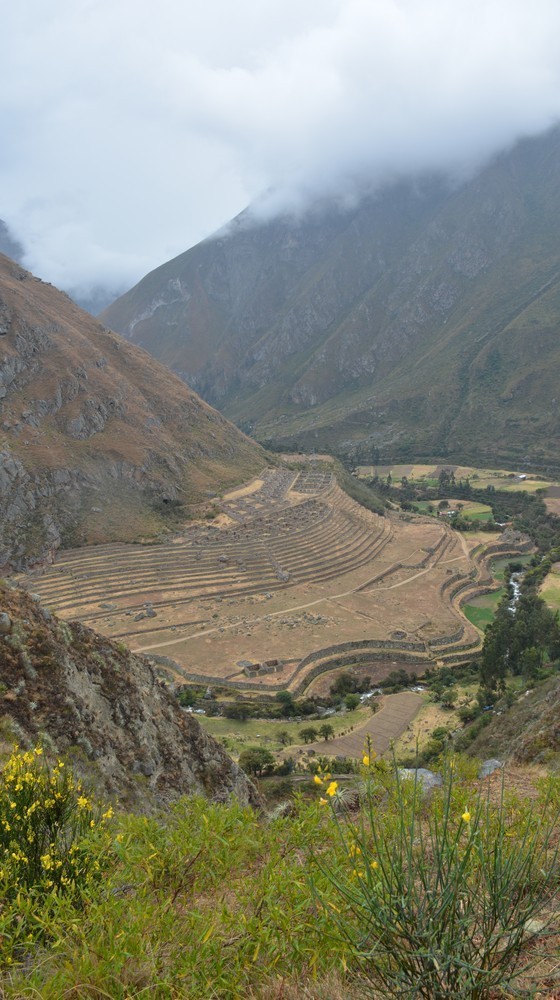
[{"x1": 0, "y1": 746, "x2": 111, "y2": 898}]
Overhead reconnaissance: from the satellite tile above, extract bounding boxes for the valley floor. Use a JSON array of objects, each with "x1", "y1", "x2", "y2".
[{"x1": 17, "y1": 466, "x2": 527, "y2": 699}]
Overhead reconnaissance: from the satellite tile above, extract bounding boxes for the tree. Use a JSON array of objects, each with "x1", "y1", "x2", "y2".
[
  {"x1": 238, "y1": 746, "x2": 274, "y2": 776},
  {"x1": 479, "y1": 590, "x2": 560, "y2": 691},
  {"x1": 344, "y1": 693, "x2": 361, "y2": 711},
  {"x1": 275, "y1": 690, "x2": 295, "y2": 717},
  {"x1": 177, "y1": 686, "x2": 198, "y2": 707},
  {"x1": 330, "y1": 672, "x2": 356, "y2": 696},
  {"x1": 275, "y1": 690, "x2": 293, "y2": 705},
  {"x1": 319, "y1": 723, "x2": 335, "y2": 741},
  {"x1": 277, "y1": 729, "x2": 291, "y2": 747},
  {"x1": 299, "y1": 726, "x2": 318, "y2": 744},
  {"x1": 223, "y1": 701, "x2": 251, "y2": 721},
  {"x1": 440, "y1": 687, "x2": 458, "y2": 709}
]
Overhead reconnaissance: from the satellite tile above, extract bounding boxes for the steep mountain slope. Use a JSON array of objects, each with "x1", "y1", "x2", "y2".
[
  {"x1": 102, "y1": 127, "x2": 560, "y2": 468},
  {"x1": 0, "y1": 579, "x2": 260, "y2": 810},
  {"x1": 0, "y1": 254, "x2": 265, "y2": 571},
  {"x1": 467, "y1": 674, "x2": 560, "y2": 768}
]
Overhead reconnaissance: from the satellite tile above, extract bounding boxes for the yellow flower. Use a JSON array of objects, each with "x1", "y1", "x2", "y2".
[
  {"x1": 115, "y1": 833, "x2": 124, "y2": 843},
  {"x1": 77, "y1": 796, "x2": 90, "y2": 809},
  {"x1": 362, "y1": 755, "x2": 370, "y2": 767},
  {"x1": 102, "y1": 807, "x2": 114, "y2": 820},
  {"x1": 462, "y1": 809, "x2": 471, "y2": 823},
  {"x1": 319, "y1": 797, "x2": 328, "y2": 806},
  {"x1": 313, "y1": 774, "x2": 324, "y2": 786},
  {"x1": 326, "y1": 781, "x2": 338, "y2": 797},
  {"x1": 371, "y1": 860, "x2": 379, "y2": 870}
]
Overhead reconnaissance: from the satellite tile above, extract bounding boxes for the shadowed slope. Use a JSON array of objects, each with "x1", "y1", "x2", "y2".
[{"x1": 102, "y1": 127, "x2": 560, "y2": 468}]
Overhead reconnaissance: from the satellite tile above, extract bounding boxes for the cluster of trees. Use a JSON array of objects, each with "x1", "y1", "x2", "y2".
[
  {"x1": 299, "y1": 724, "x2": 335, "y2": 744},
  {"x1": 480, "y1": 591, "x2": 560, "y2": 692},
  {"x1": 329, "y1": 672, "x2": 372, "y2": 696}
]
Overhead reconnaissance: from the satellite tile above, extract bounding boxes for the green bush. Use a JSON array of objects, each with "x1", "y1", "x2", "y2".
[
  {"x1": 0, "y1": 746, "x2": 111, "y2": 896},
  {"x1": 313, "y1": 757, "x2": 560, "y2": 999},
  {"x1": 0, "y1": 746, "x2": 113, "y2": 965}
]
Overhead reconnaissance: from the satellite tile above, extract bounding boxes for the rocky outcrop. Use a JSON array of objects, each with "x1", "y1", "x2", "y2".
[
  {"x1": 0, "y1": 254, "x2": 265, "y2": 570},
  {"x1": 0, "y1": 580, "x2": 260, "y2": 811}
]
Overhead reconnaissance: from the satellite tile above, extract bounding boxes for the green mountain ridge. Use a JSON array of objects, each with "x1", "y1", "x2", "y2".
[{"x1": 102, "y1": 126, "x2": 560, "y2": 468}]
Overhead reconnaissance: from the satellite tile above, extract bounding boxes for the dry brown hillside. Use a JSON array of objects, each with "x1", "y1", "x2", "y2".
[{"x1": 0, "y1": 254, "x2": 265, "y2": 570}]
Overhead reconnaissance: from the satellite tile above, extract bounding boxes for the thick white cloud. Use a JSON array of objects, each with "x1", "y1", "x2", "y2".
[{"x1": 1, "y1": 0, "x2": 560, "y2": 296}]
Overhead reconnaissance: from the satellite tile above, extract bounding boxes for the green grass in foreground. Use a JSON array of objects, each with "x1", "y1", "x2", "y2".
[{"x1": 2, "y1": 748, "x2": 559, "y2": 999}]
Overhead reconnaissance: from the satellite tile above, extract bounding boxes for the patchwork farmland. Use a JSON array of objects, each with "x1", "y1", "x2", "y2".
[{"x1": 19, "y1": 467, "x2": 530, "y2": 694}]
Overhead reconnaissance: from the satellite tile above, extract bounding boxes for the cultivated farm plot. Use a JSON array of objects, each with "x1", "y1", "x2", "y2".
[
  {"x1": 541, "y1": 564, "x2": 560, "y2": 611},
  {"x1": 355, "y1": 463, "x2": 556, "y2": 494},
  {"x1": 18, "y1": 467, "x2": 500, "y2": 692},
  {"x1": 305, "y1": 692, "x2": 423, "y2": 758}
]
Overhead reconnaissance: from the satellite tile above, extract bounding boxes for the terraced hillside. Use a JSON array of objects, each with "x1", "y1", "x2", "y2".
[{"x1": 19, "y1": 469, "x2": 529, "y2": 691}]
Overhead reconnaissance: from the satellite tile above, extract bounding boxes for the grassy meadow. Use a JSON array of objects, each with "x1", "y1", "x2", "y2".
[{"x1": 541, "y1": 563, "x2": 560, "y2": 611}]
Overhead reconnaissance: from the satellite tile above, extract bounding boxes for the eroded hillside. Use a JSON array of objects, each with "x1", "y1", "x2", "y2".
[{"x1": 0, "y1": 254, "x2": 265, "y2": 570}]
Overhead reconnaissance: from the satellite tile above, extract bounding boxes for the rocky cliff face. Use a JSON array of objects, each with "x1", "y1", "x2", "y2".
[
  {"x1": 102, "y1": 127, "x2": 560, "y2": 468},
  {"x1": 0, "y1": 254, "x2": 265, "y2": 571},
  {"x1": 0, "y1": 580, "x2": 260, "y2": 810}
]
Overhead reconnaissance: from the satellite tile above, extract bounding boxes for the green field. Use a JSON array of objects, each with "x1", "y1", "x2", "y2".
[
  {"x1": 541, "y1": 566, "x2": 560, "y2": 611},
  {"x1": 198, "y1": 703, "x2": 372, "y2": 755},
  {"x1": 411, "y1": 500, "x2": 435, "y2": 514},
  {"x1": 356, "y1": 462, "x2": 556, "y2": 494},
  {"x1": 462, "y1": 587, "x2": 506, "y2": 631},
  {"x1": 490, "y1": 553, "x2": 533, "y2": 581}
]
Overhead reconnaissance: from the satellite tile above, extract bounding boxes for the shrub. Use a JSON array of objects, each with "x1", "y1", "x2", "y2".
[
  {"x1": 0, "y1": 746, "x2": 113, "y2": 964},
  {"x1": 313, "y1": 756, "x2": 560, "y2": 999}
]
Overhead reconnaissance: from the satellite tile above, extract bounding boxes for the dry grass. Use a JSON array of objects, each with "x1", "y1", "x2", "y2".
[{"x1": 20, "y1": 475, "x2": 486, "y2": 693}]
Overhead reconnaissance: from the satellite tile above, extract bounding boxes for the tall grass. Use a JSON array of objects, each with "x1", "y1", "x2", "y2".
[{"x1": 313, "y1": 753, "x2": 560, "y2": 998}]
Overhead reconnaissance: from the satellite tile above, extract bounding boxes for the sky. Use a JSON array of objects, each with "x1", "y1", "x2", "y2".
[{"x1": 2, "y1": 0, "x2": 560, "y2": 301}]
